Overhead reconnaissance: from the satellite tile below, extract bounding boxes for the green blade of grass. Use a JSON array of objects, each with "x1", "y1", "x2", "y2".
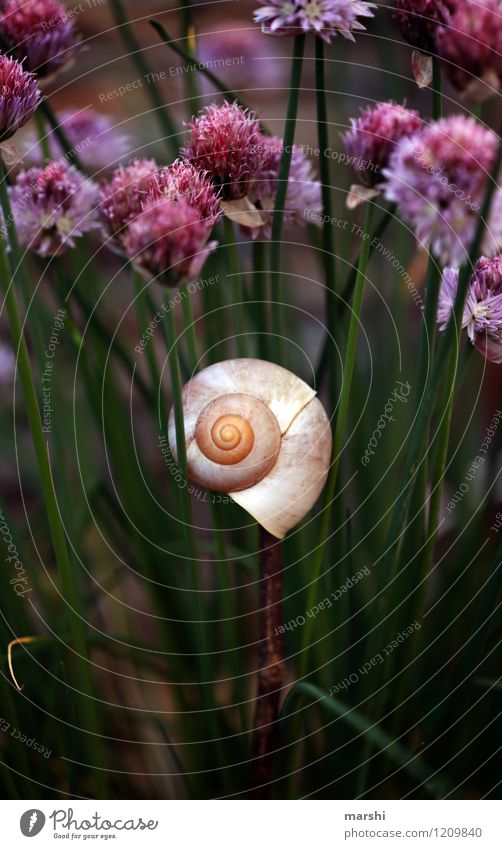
[
  {"x1": 0, "y1": 161, "x2": 104, "y2": 789},
  {"x1": 378, "y1": 131, "x2": 502, "y2": 598},
  {"x1": 108, "y1": 0, "x2": 178, "y2": 155},
  {"x1": 315, "y1": 36, "x2": 337, "y2": 411},
  {"x1": 315, "y1": 203, "x2": 397, "y2": 387},
  {"x1": 280, "y1": 681, "x2": 448, "y2": 797},
  {"x1": 223, "y1": 217, "x2": 247, "y2": 358},
  {"x1": 298, "y1": 202, "x2": 374, "y2": 680},
  {"x1": 179, "y1": 282, "x2": 201, "y2": 370},
  {"x1": 270, "y1": 33, "x2": 305, "y2": 365}
]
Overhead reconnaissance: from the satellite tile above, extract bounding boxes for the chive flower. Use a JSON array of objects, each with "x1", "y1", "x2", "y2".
[
  {"x1": 438, "y1": 257, "x2": 502, "y2": 363},
  {"x1": 435, "y1": 0, "x2": 502, "y2": 101},
  {"x1": 182, "y1": 101, "x2": 262, "y2": 200},
  {"x1": 0, "y1": 0, "x2": 82, "y2": 79},
  {"x1": 0, "y1": 54, "x2": 41, "y2": 141},
  {"x1": 147, "y1": 160, "x2": 221, "y2": 228},
  {"x1": 254, "y1": 0, "x2": 375, "y2": 42},
  {"x1": 383, "y1": 115, "x2": 502, "y2": 265},
  {"x1": 122, "y1": 196, "x2": 218, "y2": 287},
  {"x1": 342, "y1": 101, "x2": 422, "y2": 187},
  {"x1": 394, "y1": 0, "x2": 454, "y2": 52},
  {"x1": 197, "y1": 22, "x2": 285, "y2": 91},
  {"x1": 242, "y1": 134, "x2": 321, "y2": 239},
  {"x1": 8, "y1": 160, "x2": 100, "y2": 256},
  {"x1": 99, "y1": 159, "x2": 159, "y2": 239},
  {"x1": 23, "y1": 108, "x2": 130, "y2": 172}
]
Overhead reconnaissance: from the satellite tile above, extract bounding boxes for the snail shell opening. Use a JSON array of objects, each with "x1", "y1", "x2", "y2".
[{"x1": 192, "y1": 393, "x2": 281, "y2": 491}]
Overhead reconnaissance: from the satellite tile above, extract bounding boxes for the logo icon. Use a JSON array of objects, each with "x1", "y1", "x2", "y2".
[{"x1": 20, "y1": 810, "x2": 46, "y2": 837}]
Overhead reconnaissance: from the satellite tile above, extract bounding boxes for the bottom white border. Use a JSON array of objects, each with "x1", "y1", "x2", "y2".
[{"x1": 3, "y1": 799, "x2": 500, "y2": 848}]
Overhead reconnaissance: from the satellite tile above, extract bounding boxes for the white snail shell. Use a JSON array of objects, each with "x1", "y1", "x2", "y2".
[{"x1": 168, "y1": 359, "x2": 332, "y2": 539}]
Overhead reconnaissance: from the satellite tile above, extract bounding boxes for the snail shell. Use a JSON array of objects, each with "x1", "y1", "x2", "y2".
[{"x1": 168, "y1": 359, "x2": 332, "y2": 539}]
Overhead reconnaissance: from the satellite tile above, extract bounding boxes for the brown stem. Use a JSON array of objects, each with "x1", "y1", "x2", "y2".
[{"x1": 250, "y1": 526, "x2": 284, "y2": 796}]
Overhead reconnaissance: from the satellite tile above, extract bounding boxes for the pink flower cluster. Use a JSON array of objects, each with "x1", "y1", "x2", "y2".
[
  {"x1": 98, "y1": 159, "x2": 159, "y2": 238},
  {"x1": 100, "y1": 159, "x2": 221, "y2": 287},
  {"x1": 0, "y1": 0, "x2": 82, "y2": 80},
  {"x1": 438, "y1": 257, "x2": 502, "y2": 362},
  {"x1": 254, "y1": 0, "x2": 375, "y2": 43},
  {"x1": 0, "y1": 53, "x2": 41, "y2": 141},
  {"x1": 394, "y1": 0, "x2": 454, "y2": 52},
  {"x1": 122, "y1": 198, "x2": 218, "y2": 288},
  {"x1": 243, "y1": 134, "x2": 322, "y2": 239},
  {"x1": 9, "y1": 160, "x2": 100, "y2": 256},
  {"x1": 147, "y1": 160, "x2": 222, "y2": 226},
  {"x1": 383, "y1": 115, "x2": 502, "y2": 265},
  {"x1": 395, "y1": 0, "x2": 502, "y2": 101},
  {"x1": 342, "y1": 101, "x2": 422, "y2": 187},
  {"x1": 97, "y1": 102, "x2": 323, "y2": 282},
  {"x1": 182, "y1": 101, "x2": 262, "y2": 200},
  {"x1": 435, "y1": 0, "x2": 502, "y2": 100},
  {"x1": 182, "y1": 103, "x2": 322, "y2": 236}
]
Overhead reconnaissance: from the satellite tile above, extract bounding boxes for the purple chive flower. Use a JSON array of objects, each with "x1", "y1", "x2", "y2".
[
  {"x1": 9, "y1": 161, "x2": 100, "y2": 256},
  {"x1": 438, "y1": 257, "x2": 502, "y2": 363},
  {"x1": 383, "y1": 115, "x2": 502, "y2": 265},
  {"x1": 182, "y1": 101, "x2": 262, "y2": 200},
  {"x1": 147, "y1": 159, "x2": 221, "y2": 228},
  {"x1": 22, "y1": 108, "x2": 130, "y2": 172},
  {"x1": 0, "y1": 0, "x2": 82, "y2": 79},
  {"x1": 437, "y1": 265, "x2": 464, "y2": 328},
  {"x1": 254, "y1": 0, "x2": 375, "y2": 43},
  {"x1": 99, "y1": 159, "x2": 159, "y2": 238},
  {"x1": 196, "y1": 22, "x2": 285, "y2": 92},
  {"x1": 0, "y1": 54, "x2": 41, "y2": 141},
  {"x1": 342, "y1": 101, "x2": 422, "y2": 187},
  {"x1": 242, "y1": 134, "x2": 321, "y2": 239},
  {"x1": 122, "y1": 196, "x2": 218, "y2": 287},
  {"x1": 435, "y1": 0, "x2": 502, "y2": 101},
  {"x1": 394, "y1": 0, "x2": 455, "y2": 52}
]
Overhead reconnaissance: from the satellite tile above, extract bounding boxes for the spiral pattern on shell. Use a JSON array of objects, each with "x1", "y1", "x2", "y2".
[{"x1": 168, "y1": 359, "x2": 332, "y2": 538}]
